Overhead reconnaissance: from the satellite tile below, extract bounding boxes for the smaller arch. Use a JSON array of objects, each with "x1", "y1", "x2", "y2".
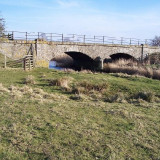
[
  {"x1": 110, "y1": 53, "x2": 136, "y2": 61},
  {"x1": 49, "y1": 55, "x2": 74, "y2": 69}
]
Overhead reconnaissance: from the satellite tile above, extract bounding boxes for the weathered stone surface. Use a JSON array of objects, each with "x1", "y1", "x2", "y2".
[{"x1": 0, "y1": 40, "x2": 160, "y2": 67}]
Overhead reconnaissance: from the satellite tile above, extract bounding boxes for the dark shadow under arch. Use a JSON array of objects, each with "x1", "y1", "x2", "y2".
[
  {"x1": 65, "y1": 51, "x2": 95, "y2": 70},
  {"x1": 110, "y1": 53, "x2": 136, "y2": 61}
]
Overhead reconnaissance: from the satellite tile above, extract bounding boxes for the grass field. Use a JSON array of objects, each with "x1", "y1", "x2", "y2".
[{"x1": 0, "y1": 68, "x2": 160, "y2": 160}]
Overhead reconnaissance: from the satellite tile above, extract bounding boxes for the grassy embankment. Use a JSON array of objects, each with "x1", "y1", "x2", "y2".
[{"x1": 0, "y1": 67, "x2": 160, "y2": 160}]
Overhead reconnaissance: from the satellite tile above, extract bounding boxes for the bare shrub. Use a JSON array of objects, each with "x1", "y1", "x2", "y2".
[
  {"x1": 24, "y1": 75, "x2": 36, "y2": 85},
  {"x1": 151, "y1": 36, "x2": 160, "y2": 46}
]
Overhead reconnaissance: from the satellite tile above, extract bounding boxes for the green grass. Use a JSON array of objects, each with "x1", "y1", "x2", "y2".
[
  {"x1": 0, "y1": 68, "x2": 160, "y2": 160},
  {"x1": 0, "y1": 53, "x2": 23, "y2": 68}
]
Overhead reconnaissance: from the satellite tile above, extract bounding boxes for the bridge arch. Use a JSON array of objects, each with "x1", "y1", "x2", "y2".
[
  {"x1": 110, "y1": 53, "x2": 136, "y2": 61},
  {"x1": 65, "y1": 51, "x2": 96, "y2": 70},
  {"x1": 65, "y1": 51, "x2": 95, "y2": 70}
]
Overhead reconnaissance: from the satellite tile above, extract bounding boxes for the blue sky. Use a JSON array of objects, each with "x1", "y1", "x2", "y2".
[{"x1": 0, "y1": 0, "x2": 160, "y2": 39}]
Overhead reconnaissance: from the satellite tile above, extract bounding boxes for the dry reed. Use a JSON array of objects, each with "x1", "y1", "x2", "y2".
[{"x1": 103, "y1": 59, "x2": 160, "y2": 80}]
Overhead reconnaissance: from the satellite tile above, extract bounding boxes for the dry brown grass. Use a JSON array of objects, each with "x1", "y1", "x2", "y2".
[
  {"x1": 72, "y1": 80, "x2": 109, "y2": 95},
  {"x1": 48, "y1": 76, "x2": 74, "y2": 91},
  {"x1": 132, "y1": 91, "x2": 154, "y2": 102},
  {"x1": 104, "y1": 59, "x2": 160, "y2": 80},
  {"x1": 0, "y1": 83, "x2": 66, "y2": 102},
  {"x1": 0, "y1": 83, "x2": 10, "y2": 93},
  {"x1": 105, "y1": 93, "x2": 127, "y2": 103},
  {"x1": 80, "y1": 70, "x2": 93, "y2": 74},
  {"x1": 24, "y1": 75, "x2": 36, "y2": 85},
  {"x1": 63, "y1": 68, "x2": 76, "y2": 73}
]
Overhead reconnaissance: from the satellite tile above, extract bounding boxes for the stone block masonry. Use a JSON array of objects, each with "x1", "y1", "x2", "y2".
[{"x1": 0, "y1": 39, "x2": 160, "y2": 68}]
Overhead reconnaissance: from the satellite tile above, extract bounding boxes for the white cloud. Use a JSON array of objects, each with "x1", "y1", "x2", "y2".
[{"x1": 57, "y1": 0, "x2": 79, "y2": 8}]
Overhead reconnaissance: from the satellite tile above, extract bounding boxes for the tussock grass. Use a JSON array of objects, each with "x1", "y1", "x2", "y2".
[
  {"x1": 132, "y1": 91, "x2": 154, "y2": 102},
  {"x1": 24, "y1": 75, "x2": 36, "y2": 85},
  {"x1": 80, "y1": 69, "x2": 93, "y2": 74},
  {"x1": 105, "y1": 93, "x2": 126, "y2": 103},
  {"x1": 0, "y1": 83, "x2": 10, "y2": 93},
  {"x1": 63, "y1": 68, "x2": 76, "y2": 73},
  {"x1": 72, "y1": 80, "x2": 108, "y2": 95},
  {"x1": 40, "y1": 73, "x2": 46, "y2": 78},
  {"x1": 48, "y1": 76, "x2": 74, "y2": 91}
]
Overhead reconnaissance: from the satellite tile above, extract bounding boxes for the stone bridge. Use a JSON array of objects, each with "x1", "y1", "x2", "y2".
[{"x1": 0, "y1": 40, "x2": 160, "y2": 69}]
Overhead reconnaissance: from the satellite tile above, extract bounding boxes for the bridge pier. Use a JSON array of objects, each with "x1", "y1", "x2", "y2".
[{"x1": 95, "y1": 57, "x2": 104, "y2": 70}]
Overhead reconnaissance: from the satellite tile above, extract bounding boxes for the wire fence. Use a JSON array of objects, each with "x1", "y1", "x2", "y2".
[{"x1": 0, "y1": 31, "x2": 153, "y2": 46}]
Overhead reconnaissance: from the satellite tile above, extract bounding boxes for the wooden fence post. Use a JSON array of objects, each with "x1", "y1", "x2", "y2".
[
  {"x1": 29, "y1": 58, "x2": 31, "y2": 70},
  {"x1": 83, "y1": 35, "x2": 85, "y2": 43},
  {"x1": 4, "y1": 53, "x2": 6, "y2": 68},
  {"x1": 38, "y1": 32, "x2": 40, "y2": 40},
  {"x1": 121, "y1": 37, "x2": 123, "y2": 45},
  {"x1": 130, "y1": 39, "x2": 132, "y2": 45},
  {"x1": 24, "y1": 58, "x2": 26, "y2": 71},
  {"x1": 62, "y1": 34, "x2": 64, "y2": 43},
  {"x1": 12, "y1": 31, "x2": 14, "y2": 40},
  {"x1": 51, "y1": 33, "x2": 52, "y2": 42},
  {"x1": 103, "y1": 36, "x2": 105, "y2": 44}
]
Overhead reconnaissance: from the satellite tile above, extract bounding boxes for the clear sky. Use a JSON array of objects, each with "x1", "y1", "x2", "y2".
[{"x1": 0, "y1": 0, "x2": 160, "y2": 39}]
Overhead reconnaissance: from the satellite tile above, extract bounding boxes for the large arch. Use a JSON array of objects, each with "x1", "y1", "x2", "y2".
[
  {"x1": 65, "y1": 51, "x2": 96, "y2": 70},
  {"x1": 110, "y1": 53, "x2": 137, "y2": 61}
]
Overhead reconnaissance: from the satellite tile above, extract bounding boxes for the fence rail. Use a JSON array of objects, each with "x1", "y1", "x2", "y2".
[{"x1": 0, "y1": 31, "x2": 153, "y2": 46}]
